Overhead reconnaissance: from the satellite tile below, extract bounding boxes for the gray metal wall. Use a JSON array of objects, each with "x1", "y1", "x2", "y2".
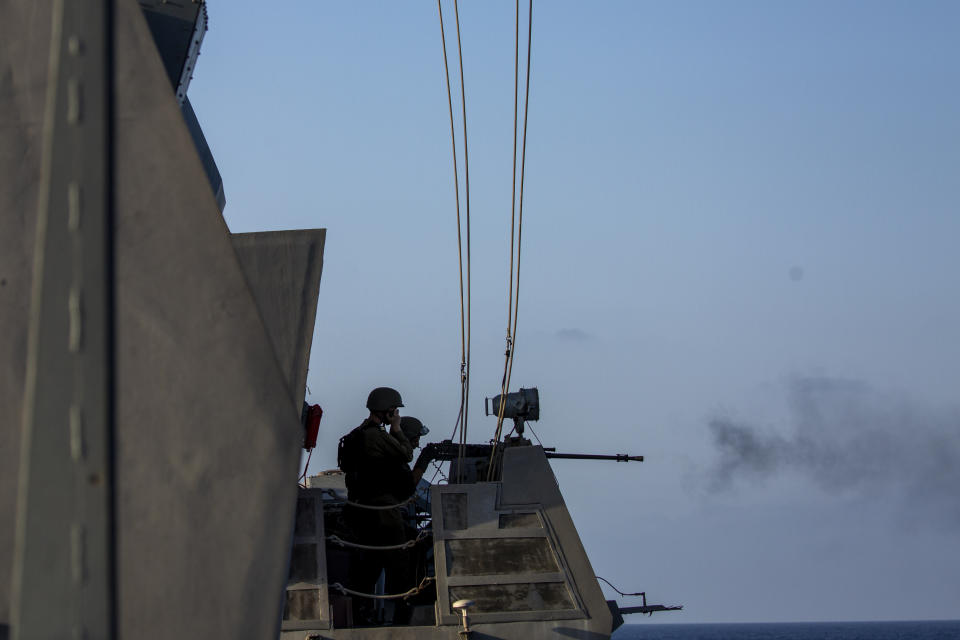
[
  {"x1": 0, "y1": 3, "x2": 55, "y2": 632},
  {"x1": 2, "y1": 1, "x2": 312, "y2": 637},
  {"x1": 233, "y1": 230, "x2": 326, "y2": 411},
  {"x1": 113, "y1": 1, "x2": 303, "y2": 636}
]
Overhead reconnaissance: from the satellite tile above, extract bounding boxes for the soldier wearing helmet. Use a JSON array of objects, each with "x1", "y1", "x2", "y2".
[
  {"x1": 399, "y1": 415, "x2": 429, "y2": 448},
  {"x1": 399, "y1": 416, "x2": 431, "y2": 483},
  {"x1": 341, "y1": 386, "x2": 414, "y2": 504},
  {"x1": 341, "y1": 387, "x2": 417, "y2": 623}
]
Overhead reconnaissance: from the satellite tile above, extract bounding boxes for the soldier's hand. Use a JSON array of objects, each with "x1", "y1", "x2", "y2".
[{"x1": 388, "y1": 408, "x2": 402, "y2": 434}]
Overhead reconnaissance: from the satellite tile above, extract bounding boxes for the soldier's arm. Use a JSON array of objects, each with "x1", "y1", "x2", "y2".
[
  {"x1": 413, "y1": 443, "x2": 439, "y2": 475},
  {"x1": 390, "y1": 430, "x2": 414, "y2": 462},
  {"x1": 370, "y1": 429, "x2": 414, "y2": 463}
]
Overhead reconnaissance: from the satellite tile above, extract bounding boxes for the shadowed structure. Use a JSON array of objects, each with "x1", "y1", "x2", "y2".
[
  {"x1": 113, "y1": 1, "x2": 302, "y2": 636},
  {"x1": 2, "y1": 0, "x2": 310, "y2": 637},
  {"x1": 232, "y1": 230, "x2": 326, "y2": 410}
]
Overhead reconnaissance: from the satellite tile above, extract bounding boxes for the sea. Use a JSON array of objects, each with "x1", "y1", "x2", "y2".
[{"x1": 613, "y1": 620, "x2": 960, "y2": 640}]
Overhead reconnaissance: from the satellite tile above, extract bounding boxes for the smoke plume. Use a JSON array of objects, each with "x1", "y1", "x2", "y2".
[{"x1": 707, "y1": 376, "x2": 960, "y2": 528}]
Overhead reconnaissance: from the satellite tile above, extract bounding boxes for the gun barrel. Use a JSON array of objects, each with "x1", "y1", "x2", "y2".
[
  {"x1": 545, "y1": 453, "x2": 644, "y2": 462},
  {"x1": 619, "y1": 605, "x2": 682, "y2": 615}
]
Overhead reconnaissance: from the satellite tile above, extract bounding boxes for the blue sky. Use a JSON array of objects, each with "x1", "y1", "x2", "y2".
[{"x1": 191, "y1": 1, "x2": 960, "y2": 624}]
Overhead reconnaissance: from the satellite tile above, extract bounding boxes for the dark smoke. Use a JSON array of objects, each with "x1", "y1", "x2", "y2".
[
  {"x1": 707, "y1": 376, "x2": 960, "y2": 528},
  {"x1": 556, "y1": 327, "x2": 591, "y2": 342}
]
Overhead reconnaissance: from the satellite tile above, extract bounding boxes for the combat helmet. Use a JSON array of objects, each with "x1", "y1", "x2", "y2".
[
  {"x1": 399, "y1": 416, "x2": 430, "y2": 440},
  {"x1": 366, "y1": 387, "x2": 404, "y2": 412}
]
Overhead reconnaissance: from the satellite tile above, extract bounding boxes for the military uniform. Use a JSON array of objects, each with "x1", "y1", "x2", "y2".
[{"x1": 344, "y1": 418, "x2": 416, "y2": 622}]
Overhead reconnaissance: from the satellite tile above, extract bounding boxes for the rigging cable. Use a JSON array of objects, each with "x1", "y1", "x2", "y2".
[
  {"x1": 498, "y1": 0, "x2": 522, "y2": 434},
  {"x1": 454, "y1": 0, "x2": 473, "y2": 485},
  {"x1": 488, "y1": 0, "x2": 534, "y2": 479},
  {"x1": 487, "y1": 0, "x2": 522, "y2": 478},
  {"x1": 526, "y1": 422, "x2": 544, "y2": 448},
  {"x1": 436, "y1": 0, "x2": 471, "y2": 484}
]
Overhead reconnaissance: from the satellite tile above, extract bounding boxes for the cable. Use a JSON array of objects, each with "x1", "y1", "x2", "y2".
[
  {"x1": 506, "y1": 0, "x2": 520, "y2": 338},
  {"x1": 448, "y1": 400, "x2": 463, "y2": 441},
  {"x1": 596, "y1": 576, "x2": 646, "y2": 598},
  {"x1": 487, "y1": 0, "x2": 522, "y2": 481},
  {"x1": 526, "y1": 422, "x2": 543, "y2": 447},
  {"x1": 510, "y1": 0, "x2": 534, "y2": 386},
  {"x1": 429, "y1": 459, "x2": 447, "y2": 485},
  {"x1": 320, "y1": 489, "x2": 415, "y2": 511},
  {"x1": 488, "y1": 0, "x2": 534, "y2": 479},
  {"x1": 504, "y1": 0, "x2": 534, "y2": 428},
  {"x1": 327, "y1": 530, "x2": 429, "y2": 551},
  {"x1": 508, "y1": 0, "x2": 534, "y2": 405},
  {"x1": 447, "y1": 384, "x2": 464, "y2": 484},
  {"x1": 436, "y1": 0, "x2": 469, "y2": 487},
  {"x1": 487, "y1": 0, "x2": 522, "y2": 476},
  {"x1": 453, "y1": 0, "x2": 472, "y2": 485},
  {"x1": 330, "y1": 577, "x2": 436, "y2": 601},
  {"x1": 298, "y1": 449, "x2": 313, "y2": 483}
]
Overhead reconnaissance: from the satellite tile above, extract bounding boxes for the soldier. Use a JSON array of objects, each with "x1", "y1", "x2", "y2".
[
  {"x1": 397, "y1": 415, "x2": 433, "y2": 617},
  {"x1": 397, "y1": 416, "x2": 430, "y2": 515},
  {"x1": 399, "y1": 416, "x2": 430, "y2": 452},
  {"x1": 340, "y1": 387, "x2": 416, "y2": 624},
  {"x1": 341, "y1": 387, "x2": 414, "y2": 504},
  {"x1": 398, "y1": 416, "x2": 430, "y2": 544}
]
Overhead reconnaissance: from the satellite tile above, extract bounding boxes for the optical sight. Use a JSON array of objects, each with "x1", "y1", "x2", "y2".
[{"x1": 485, "y1": 387, "x2": 539, "y2": 435}]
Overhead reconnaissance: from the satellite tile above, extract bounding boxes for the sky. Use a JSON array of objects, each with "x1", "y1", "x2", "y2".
[{"x1": 189, "y1": 0, "x2": 960, "y2": 625}]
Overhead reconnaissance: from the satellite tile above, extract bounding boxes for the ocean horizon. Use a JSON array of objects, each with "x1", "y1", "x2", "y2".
[{"x1": 614, "y1": 619, "x2": 960, "y2": 639}]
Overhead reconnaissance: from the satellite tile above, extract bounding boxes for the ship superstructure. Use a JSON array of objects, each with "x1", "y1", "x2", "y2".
[{"x1": 0, "y1": 3, "x2": 676, "y2": 638}]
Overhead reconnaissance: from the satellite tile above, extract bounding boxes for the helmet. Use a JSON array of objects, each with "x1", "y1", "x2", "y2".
[
  {"x1": 400, "y1": 416, "x2": 429, "y2": 440},
  {"x1": 366, "y1": 387, "x2": 404, "y2": 412}
]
